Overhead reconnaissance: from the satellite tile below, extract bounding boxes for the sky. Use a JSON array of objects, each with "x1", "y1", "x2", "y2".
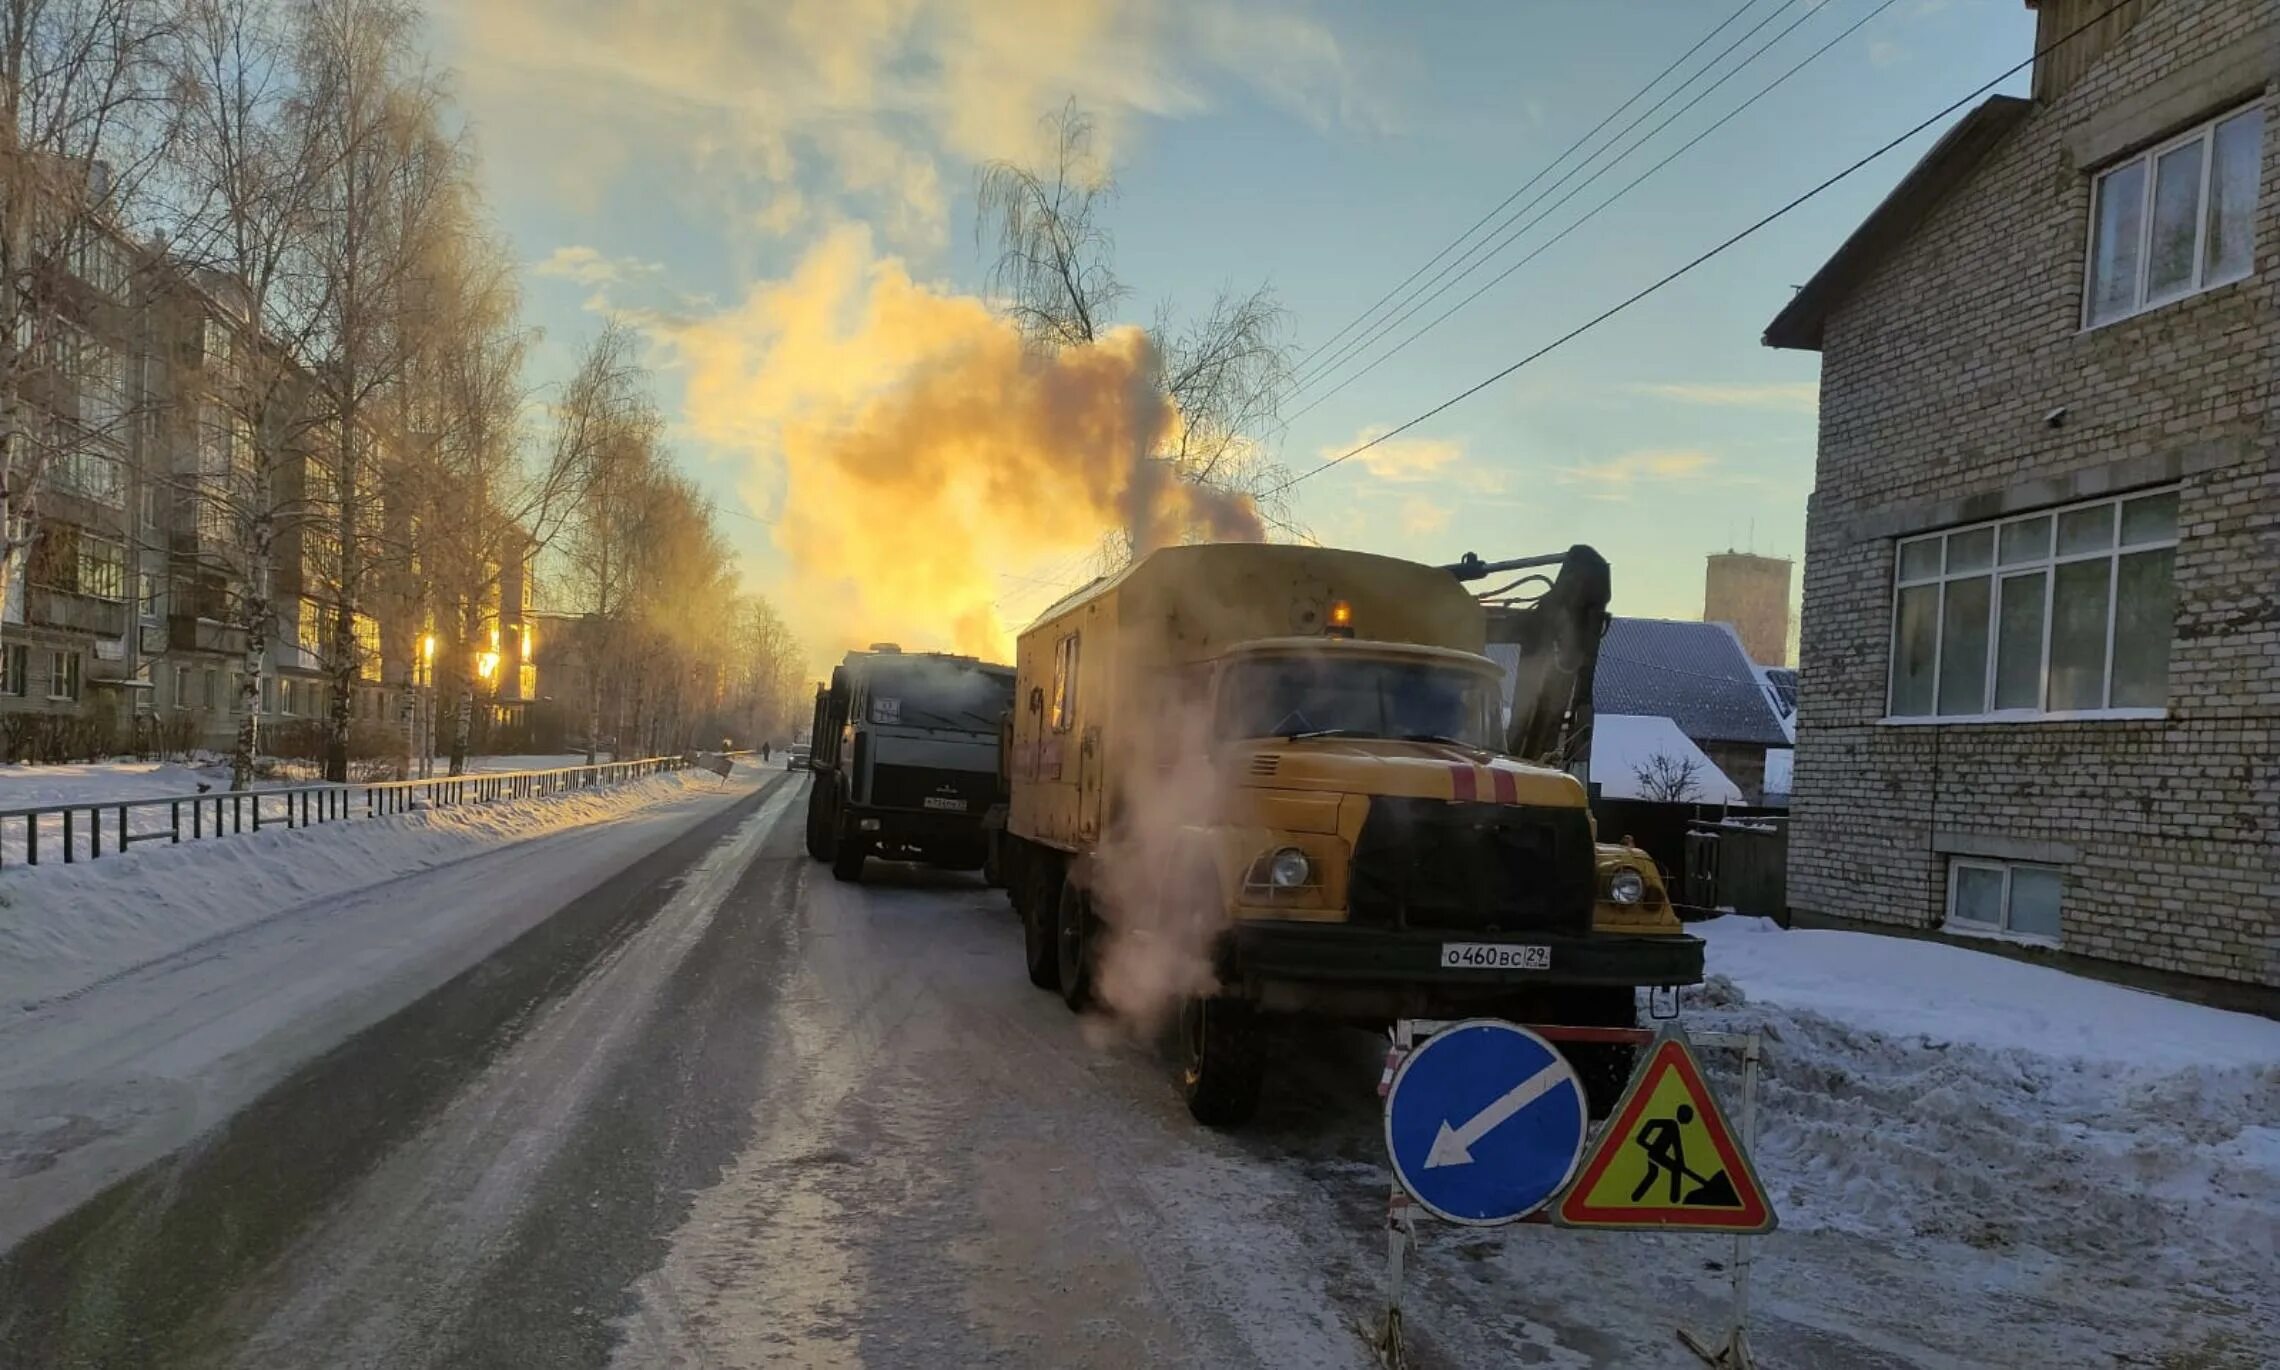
[{"x1": 423, "y1": 0, "x2": 2038, "y2": 661}]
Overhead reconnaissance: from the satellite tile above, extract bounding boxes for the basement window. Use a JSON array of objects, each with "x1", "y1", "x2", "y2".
[{"x1": 1946, "y1": 858, "x2": 2063, "y2": 944}]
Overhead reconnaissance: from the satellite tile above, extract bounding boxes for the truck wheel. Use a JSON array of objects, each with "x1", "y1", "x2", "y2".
[
  {"x1": 830, "y1": 806, "x2": 866, "y2": 883},
  {"x1": 1022, "y1": 857, "x2": 1062, "y2": 991},
  {"x1": 1180, "y1": 995, "x2": 1264, "y2": 1127},
  {"x1": 804, "y1": 782, "x2": 833, "y2": 862},
  {"x1": 1056, "y1": 881, "x2": 1095, "y2": 1012}
]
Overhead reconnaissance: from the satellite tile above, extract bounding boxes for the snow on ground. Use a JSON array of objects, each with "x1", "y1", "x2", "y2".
[
  {"x1": 0, "y1": 763, "x2": 752, "y2": 1010},
  {"x1": 1688, "y1": 917, "x2": 2280, "y2": 1282},
  {"x1": 0, "y1": 763, "x2": 781, "y2": 1249},
  {"x1": 0, "y1": 757, "x2": 267, "y2": 807}
]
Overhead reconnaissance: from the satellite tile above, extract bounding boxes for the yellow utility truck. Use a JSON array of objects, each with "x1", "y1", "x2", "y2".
[{"x1": 1001, "y1": 542, "x2": 1701, "y2": 1126}]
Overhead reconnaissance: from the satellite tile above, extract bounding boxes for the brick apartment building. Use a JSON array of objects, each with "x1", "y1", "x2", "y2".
[{"x1": 1766, "y1": 0, "x2": 2276, "y2": 989}]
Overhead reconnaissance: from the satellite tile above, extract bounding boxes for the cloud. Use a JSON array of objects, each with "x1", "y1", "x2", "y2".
[
  {"x1": 530, "y1": 245, "x2": 665, "y2": 287},
  {"x1": 1555, "y1": 449, "x2": 1715, "y2": 501},
  {"x1": 443, "y1": 0, "x2": 1372, "y2": 248},
  {"x1": 1633, "y1": 382, "x2": 1818, "y2": 415},
  {"x1": 1328, "y1": 427, "x2": 1465, "y2": 484},
  {"x1": 1868, "y1": 38, "x2": 1906, "y2": 69},
  {"x1": 1397, "y1": 496, "x2": 1450, "y2": 537}
]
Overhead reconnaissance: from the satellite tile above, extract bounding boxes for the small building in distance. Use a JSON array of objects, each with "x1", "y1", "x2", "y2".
[{"x1": 1591, "y1": 617, "x2": 1793, "y2": 805}]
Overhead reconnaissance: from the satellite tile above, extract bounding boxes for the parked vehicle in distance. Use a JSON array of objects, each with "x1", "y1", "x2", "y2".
[
  {"x1": 786, "y1": 744, "x2": 810, "y2": 770},
  {"x1": 999, "y1": 542, "x2": 1702, "y2": 1126},
  {"x1": 805, "y1": 645, "x2": 1016, "y2": 883}
]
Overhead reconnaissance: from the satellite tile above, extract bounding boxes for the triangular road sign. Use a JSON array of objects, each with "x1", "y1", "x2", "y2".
[{"x1": 1553, "y1": 1029, "x2": 1776, "y2": 1233}]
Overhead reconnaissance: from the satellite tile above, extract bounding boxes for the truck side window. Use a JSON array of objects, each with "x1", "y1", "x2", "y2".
[{"x1": 1051, "y1": 633, "x2": 1079, "y2": 732}]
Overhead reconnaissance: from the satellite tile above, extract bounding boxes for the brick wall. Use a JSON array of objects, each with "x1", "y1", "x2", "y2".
[{"x1": 1794, "y1": 0, "x2": 2280, "y2": 987}]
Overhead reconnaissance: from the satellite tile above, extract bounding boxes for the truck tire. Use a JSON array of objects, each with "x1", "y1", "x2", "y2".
[
  {"x1": 1180, "y1": 995, "x2": 1265, "y2": 1127},
  {"x1": 1056, "y1": 880, "x2": 1094, "y2": 1012},
  {"x1": 1022, "y1": 856, "x2": 1062, "y2": 991},
  {"x1": 803, "y1": 779, "x2": 833, "y2": 862},
  {"x1": 830, "y1": 802, "x2": 866, "y2": 883}
]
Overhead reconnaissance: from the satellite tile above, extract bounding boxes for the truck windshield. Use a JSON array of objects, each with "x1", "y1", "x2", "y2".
[
  {"x1": 866, "y1": 662, "x2": 1014, "y2": 731},
  {"x1": 1216, "y1": 655, "x2": 1501, "y2": 748}
]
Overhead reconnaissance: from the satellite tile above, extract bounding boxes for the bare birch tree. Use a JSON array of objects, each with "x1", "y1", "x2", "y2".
[{"x1": 975, "y1": 101, "x2": 1296, "y2": 557}]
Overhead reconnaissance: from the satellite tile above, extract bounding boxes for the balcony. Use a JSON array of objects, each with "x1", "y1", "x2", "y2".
[
  {"x1": 169, "y1": 615, "x2": 249, "y2": 657},
  {"x1": 27, "y1": 587, "x2": 128, "y2": 637}
]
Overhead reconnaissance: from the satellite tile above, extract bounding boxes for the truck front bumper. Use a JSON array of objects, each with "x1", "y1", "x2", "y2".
[
  {"x1": 1228, "y1": 919, "x2": 1704, "y2": 991},
  {"x1": 848, "y1": 805, "x2": 986, "y2": 850}
]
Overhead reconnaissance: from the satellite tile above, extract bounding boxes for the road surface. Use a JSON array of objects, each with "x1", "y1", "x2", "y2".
[{"x1": 1, "y1": 774, "x2": 2233, "y2": 1368}]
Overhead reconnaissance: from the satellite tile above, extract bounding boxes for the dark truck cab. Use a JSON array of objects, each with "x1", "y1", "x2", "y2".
[{"x1": 803, "y1": 645, "x2": 1016, "y2": 884}]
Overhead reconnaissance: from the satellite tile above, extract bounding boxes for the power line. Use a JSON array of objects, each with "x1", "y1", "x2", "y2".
[
  {"x1": 1278, "y1": 0, "x2": 1896, "y2": 432},
  {"x1": 1281, "y1": 0, "x2": 1768, "y2": 391},
  {"x1": 1273, "y1": 0, "x2": 2131, "y2": 495},
  {"x1": 1286, "y1": 0, "x2": 1810, "y2": 400}
]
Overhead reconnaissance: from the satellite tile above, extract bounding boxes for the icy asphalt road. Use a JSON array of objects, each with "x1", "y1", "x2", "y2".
[{"x1": 4, "y1": 775, "x2": 2264, "y2": 1368}]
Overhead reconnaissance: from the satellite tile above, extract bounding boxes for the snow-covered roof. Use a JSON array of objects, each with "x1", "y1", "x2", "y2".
[
  {"x1": 1588, "y1": 714, "x2": 1743, "y2": 804},
  {"x1": 1594, "y1": 618, "x2": 1792, "y2": 747}
]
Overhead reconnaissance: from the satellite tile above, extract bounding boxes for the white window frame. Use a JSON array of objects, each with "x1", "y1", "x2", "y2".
[
  {"x1": 1945, "y1": 857, "x2": 2063, "y2": 947},
  {"x1": 2083, "y1": 102, "x2": 2263, "y2": 328},
  {"x1": 47, "y1": 648, "x2": 80, "y2": 701},
  {"x1": 1885, "y1": 488, "x2": 2179, "y2": 724},
  {"x1": 1, "y1": 643, "x2": 26, "y2": 697}
]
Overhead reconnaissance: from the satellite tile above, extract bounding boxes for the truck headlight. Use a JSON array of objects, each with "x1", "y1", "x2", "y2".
[
  {"x1": 1268, "y1": 847, "x2": 1313, "y2": 888},
  {"x1": 1608, "y1": 868, "x2": 1645, "y2": 904}
]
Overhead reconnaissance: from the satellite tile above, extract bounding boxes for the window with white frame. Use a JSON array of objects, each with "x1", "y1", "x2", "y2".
[
  {"x1": 1947, "y1": 858, "x2": 2063, "y2": 942},
  {"x1": 1, "y1": 643, "x2": 26, "y2": 696},
  {"x1": 2086, "y1": 104, "x2": 2264, "y2": 326},
  {"x1": 47, "y1": 649, "x2": 80, "y2": 701},
  {"x1": 173, "y1": 664, "x2": 191, "y2": 710},
  {"x1": 1890, "y1": 489, "x2": 2178, "y2": 720}
]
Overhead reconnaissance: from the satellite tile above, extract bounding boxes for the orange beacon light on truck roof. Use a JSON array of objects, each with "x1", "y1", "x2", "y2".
[{"x1": 1326, "y1": 599, "x2": 1355, "y2": 637}]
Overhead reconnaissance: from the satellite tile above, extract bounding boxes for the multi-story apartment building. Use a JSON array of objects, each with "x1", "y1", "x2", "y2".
[
  {"x1": 1766, "y1": 0, "x2": 2276, "y2": 991},
  {"x1": 5, "y1": 228, "x2": 537, "y2": 766}
]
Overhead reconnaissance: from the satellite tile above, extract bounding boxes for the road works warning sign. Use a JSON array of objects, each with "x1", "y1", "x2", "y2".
[{"x1": 1554, "y1": 1031, "x2": 1776, "y2": 1233}]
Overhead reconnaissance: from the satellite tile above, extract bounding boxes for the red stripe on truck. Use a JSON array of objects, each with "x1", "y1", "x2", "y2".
[
  {"x1": 1449, "y1": 764, "x2": 1477, "y2": 801},
  {"x1": 1491, "y1": 767, "x2": 1517, "y2": 804}
]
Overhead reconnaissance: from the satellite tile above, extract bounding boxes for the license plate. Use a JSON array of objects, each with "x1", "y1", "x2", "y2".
[
  {"x1": 1440, "y1": 942, "x2": 1550, "y2": 971},
  {"x1": 922, "y1": 796, "x2": 968, "y2": 811}
]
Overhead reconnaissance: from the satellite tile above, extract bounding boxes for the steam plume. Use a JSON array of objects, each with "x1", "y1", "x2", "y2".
[{"x1": 666, "y1": 228, "x2": 1263, "y2": 663}]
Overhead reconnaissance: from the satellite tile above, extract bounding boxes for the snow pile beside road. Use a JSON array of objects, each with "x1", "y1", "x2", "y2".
[
  {"x1": 1693, "y1": 916, "x2": 2280, "y2": 1297},
  {"x1": 0, "y1": 767, "x2": 743, "y2": 1011}
]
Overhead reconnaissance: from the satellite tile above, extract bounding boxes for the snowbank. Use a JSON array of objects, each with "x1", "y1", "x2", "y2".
[
  {"x1": 1692, "y1": 916, "x2": 2280, "y2": 1303},
  {"x1": 1700, "y1": 914, "x2": 2280, "y2": 1070},
  {"x1": 0, "y1": 767, "x2": 743, "y2": 1010}
]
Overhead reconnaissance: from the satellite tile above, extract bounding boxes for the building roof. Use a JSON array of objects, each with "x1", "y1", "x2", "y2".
[
  {"x1": 1762, "y1": 95, "x2": 2033, "y2": 352},
  {"x1": 1594, "y1": 617, "x2": 1793, "y2": 747},
  {"x1": 1589, "y1": 714, "x2": 1744, "y2": 804}
]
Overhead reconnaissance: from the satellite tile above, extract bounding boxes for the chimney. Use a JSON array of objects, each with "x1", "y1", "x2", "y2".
[{"x1": 2026, "y1": 0, "x2": 2152, "y2": 105}]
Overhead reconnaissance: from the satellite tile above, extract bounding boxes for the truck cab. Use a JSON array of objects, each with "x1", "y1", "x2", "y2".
[{"x1": 804, "y1": 646, "x2": 1016, "y2": 883}]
